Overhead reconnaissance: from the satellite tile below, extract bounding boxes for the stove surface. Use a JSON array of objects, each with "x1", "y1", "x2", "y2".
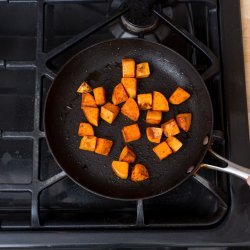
[{"x1": 0, "y1": 0, "x2": 249, "y2": 247}]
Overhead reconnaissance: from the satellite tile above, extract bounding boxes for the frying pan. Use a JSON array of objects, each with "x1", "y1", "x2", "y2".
[{"x1": 44, "y1": 39, "x2": 250, "y2": 200}]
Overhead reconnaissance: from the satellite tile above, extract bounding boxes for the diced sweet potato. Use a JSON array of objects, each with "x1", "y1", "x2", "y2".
[
  {"x1": 119, "y1": 146, "x2": 136, "y2": 163},
  {"x1": 153, "y1": 141, "x2": 172, "y2": 160},
  {"x1": 112, "y1": 83, "x2": 129, "y2": 105},
  {"x1": 95, "y1": 138, "x2": 113, "y2": 156},
  {"x1": 176, "y1": 113, "x2": 192, "y2": 132},
  {"x1": 137, "y1": 93, "x2": 152, "y2": 110},
  {"x1": 121, "y1": 97, "x2": 140, "y2": 121},
  {"x1": 152, "y1": 91, "x2": 169, "y2": 112},
  {"x1": 122, "y1": 58, "x2": 135, "y2": 78},
  {"x1": 169, "y1": 87, "x2": 191, "y2": 105},
  {"x1": 146, "y1": 127, "x2": 163, "y2": 143},
  {"x1": 77, "y1": 81, "x2": 92, "y2": 94},
  {"x1": 78, "y1": 123, "x2": 94, "y2": 136},
  {"x1": 146, "y1": 110, "x2": 162, "y2": 124},
  {"x1": 100, "y1": 102, "x2": 120, "y2": 124},
  {"x1": 82, "y1": 107, "x2": 99, "y2": 127},
  {"x1": 112, "y1": 161, "x2": 129, "y2": 179},
  {"x1": 136, "y1": 62, "x2": 150, "y2": 78},
  {"x1": 79, "y1": 136, "x2": 97, "y2": 152},
  {"x1": 122, "y1": 124, "x2": 141, "y2": 143},
  {"x1": 81, "y1": 93, "x2": 97, "y2": 108},
  {"x1": 131, "y1": 164, "x2": 149, "y2": 182},
  {"x1": 93, "y1": 87, "x2": 106, "y2": 106},
  {"x1": 166, "y1": 137, "x2": 183, "y2": 153},
  {"x1": 161, "y1": 119, "x2": 180, "y2": 137},
  {"x1": 121, "y1": 78, "x2": 137, "y2": 98}
]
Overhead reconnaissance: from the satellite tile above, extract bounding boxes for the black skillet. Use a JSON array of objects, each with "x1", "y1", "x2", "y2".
[{"x1": 44, "y1": 39, "x2": 250, "y2": 200}]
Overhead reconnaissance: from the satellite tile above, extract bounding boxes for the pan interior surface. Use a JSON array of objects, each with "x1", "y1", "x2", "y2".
[{"x1": 45, "y1": 39, "x2": 213, "y2": 199}]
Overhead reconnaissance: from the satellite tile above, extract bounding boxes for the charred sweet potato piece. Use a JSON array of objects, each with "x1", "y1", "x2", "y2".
[
  {"x1": 77, "y1": 81, "x2": 92, "y2": 94},
  {"x1": 176, "y1": 113, "x2": 192, "y2": 132},
  {"x1": 166, "y1": 137, "x2": 183, "y2": 153},
  {"x1": 146, "y1": 110, "x2": 162, "y2": 125},
  {"x1": 82, "y1": 106, "x2": 99, "y2": 127},
  {"x1": 137, "y1": 93, "x2": 152, "y2": 110},
  {"x1": 81, "y1": 93, "x2": 97, "y2": 108},
  {"x1": 121, "y1": 77, "x2": 137, "y2": 98},
  {"x1": 112, "y1": 161, "x2": 129, "y2": 179},
  {"x1": 119, "y1": 146, "x2": 136, "y2": 163},
  {"x1": 93, "y1": 87, "x2": 106, "y2": 106},
  {"x1": 153, "y1": 141, "x2": 172, "y2": 160},
  {"x1": 95, "y1": 138, "x2": 113, "y2": 156},
  {"x1": 146, "y1": 127, "x2": 163, "y2": 143},
  {"x1": 79, "y1": 135, "x2": 97, "y2": 152},
  {"x1": 136, "y1": 62, "x2": 150, "y2": 78},
  {"x1": 131, "y1": 164, "x2": 149, "y2": 182},
  {"x1": 122, "y1": 124, "x2": 141, "y2": 143},
  {"x1": 152, "y1": 91, "x2": 169, "y2": 112},
  {"x1": 112, "y1": 83, "x2": 129, "y2": 105},
  {"x1": 121, "y1": 97, "x2": 140, "y2": 121},
  {"x1": 122, "y1": 58, "x2": 135, "y2": 78},
  {"x1": 169, "y1": 87, "x2": 191, "y2": 105},
  {"x1": 161, "y1": 119, "x2": 180, "y2": 137},
  {"x1": 100, "y1": 102, "x2": 120, "y2": 124},
  {"x1": 78, "y1": 123, "x2": 94, "y2": 136}
]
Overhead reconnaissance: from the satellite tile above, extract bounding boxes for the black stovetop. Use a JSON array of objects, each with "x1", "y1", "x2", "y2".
[{"x1": 0, "y1": 0, "x2": 249, "y2": 248}]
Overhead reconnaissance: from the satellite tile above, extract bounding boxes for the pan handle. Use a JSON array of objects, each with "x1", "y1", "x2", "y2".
[{"x1": 200, "y1": 149, "x2": 250, "y2": 186}]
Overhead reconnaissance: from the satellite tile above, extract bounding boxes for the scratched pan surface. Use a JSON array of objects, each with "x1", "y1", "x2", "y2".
[{"x1": 44, "y1": 39, "x2": 213, "y2": 200}]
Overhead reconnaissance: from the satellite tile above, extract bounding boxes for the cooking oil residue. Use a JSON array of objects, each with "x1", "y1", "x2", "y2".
[
  {"x1": 114, "y1": 62, "x2": 121, "y2": 69},
  {"x1": 86, "y1": 70, "x2": 101, "y2": 82},
  {"x1": 104, "y1": 64, "x2": 112, "y2": 71}
]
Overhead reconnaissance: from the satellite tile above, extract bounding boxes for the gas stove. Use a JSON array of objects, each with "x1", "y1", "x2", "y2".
[{"x1": 0, "y1": 0, "x2": 249, "y2": 248}]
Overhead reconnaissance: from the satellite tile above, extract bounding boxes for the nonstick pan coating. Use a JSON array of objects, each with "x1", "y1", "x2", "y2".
[{"x1": 44, "y1": 39, "x2": 213, "y2": 200}]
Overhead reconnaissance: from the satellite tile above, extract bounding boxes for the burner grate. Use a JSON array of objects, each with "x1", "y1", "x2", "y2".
[{"x1": 0, "y1": 0, "x2": 228, "y2": 229}]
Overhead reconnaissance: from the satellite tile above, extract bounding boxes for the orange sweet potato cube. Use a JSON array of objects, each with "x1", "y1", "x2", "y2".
[
  {"x1": 122, "y1": 58, "x2": 135, "y2": 78},
  {"x1": 146, "y1": 110, "x2": 162, "y2": 124},
  {"x1": 93, "y1": 87, "x2": 106, "y2": 106},
  {"x1": 119, "y1": 146, "x2": 136, "y2": 163},
  {"x1": 137, "y1": 93, "x2": 152, "y2": 110},
  {"x1": 81, "y1": 93, "x2": 97, "y2": 108},
  {"x1": 131, "y1": 164, "x2": 149, "y2": 182},
  {"x1": 77, "y1": 81, "x2": 92, "y2": 94},
  {"x1": 146, "y1": 127, "x2": 163, "y2": 143},
  {"x1": 169, "y1": 87, "x2": 191, "y2": 105},
  {"x1": 122, "y1": 124, "x2": 141, "y2": 143},
  {"x1": 121, "y1": 97, "x2": 140, "y2": 121},
  {"x1": 82, "y1": 107, "x2": 99, "y2": 127},
  {"x1": 161, "y1": 119, "x2": 180, "y2": 137},
  {"x1": 152, "y1": 91, "x2": 169, "y2": 112},
  {"x1": 79, "y1": 136, "x2": 97, "y2": 152},
  {"x1": 112, "y1": 83, "x2": 129, "y2": 105},
  {"x1": 153, "y1": 141, "x2": 172, "y2": 160},
  {"x1": 166, "y1": 137, "x2": 183, "y2": 153},
  {"x1": 136, "y1": 62, "x2": 150, "y2": 78},
  {"x1": 100, "y1": 102, "x2": 120, "y2": 124},
  {"x1": 176, "y1": 113, "x2": 192, "y2": 132},
  {"x1": 121, "y1": 77, "x2": 137, "y2": 98},
  {"x1": 95, "y1": 138, "x2": 113, "y2": 156},
  {"x1": 78, "y1": 123, "x2": 94, "y2": 136},
  {"x1": 112, "y1": 161, "x2": 129, "y2": 179}
]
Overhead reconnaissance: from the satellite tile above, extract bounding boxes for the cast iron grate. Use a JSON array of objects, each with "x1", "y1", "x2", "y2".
[{"x1": 0, "y1": 0, "x2": 228, "y2": 228}]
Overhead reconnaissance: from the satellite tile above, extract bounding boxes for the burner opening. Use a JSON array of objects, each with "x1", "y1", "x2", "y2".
[{"x1": 121, "y1": 3, "x2": 159, "y2": 34}]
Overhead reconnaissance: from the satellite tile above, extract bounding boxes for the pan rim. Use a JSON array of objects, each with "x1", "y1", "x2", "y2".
[{"x1": 44, "y1": 38, "x2": 214, "y2": 201}]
